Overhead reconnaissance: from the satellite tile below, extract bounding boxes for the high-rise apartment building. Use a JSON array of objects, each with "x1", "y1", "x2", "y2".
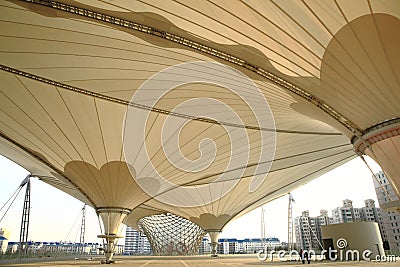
[
  {"x1": 372, "y1": 171, "x2": 400, "y2": 251},
  {"x1": 332, "y1": 199, "x2": 357, "y2": 223},
  {"x1": 331, "y1": 199, "x2": 386, "y2": 237},
  {"x1": 124, "y1": 226, "x2": 152, "y2": 255},
  {"x1": 295, "y1": 199, "x2": 388, "y2": 251},
  {"x1": 295, "y1": 210, "x2": 328, "y2": 250},
  {"x1": 359, "y1": 199, "x2": 387, "y2": 243}
]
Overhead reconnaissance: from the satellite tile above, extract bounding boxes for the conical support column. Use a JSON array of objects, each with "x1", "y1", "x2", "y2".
[
  {"x1": 207, "y1": 230, "x2": 221, "y2": 257},
  {"x1": 97, "y1": 207, "x2": 130, "y2": 263}
]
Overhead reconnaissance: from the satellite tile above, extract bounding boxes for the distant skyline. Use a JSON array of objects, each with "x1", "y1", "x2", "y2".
[
  {"x1": 0, "y1": 154, "x2": 381, "y2": 244},
  {"x1": 221, "y1": 156, "x2": 381, "y2": 240}
]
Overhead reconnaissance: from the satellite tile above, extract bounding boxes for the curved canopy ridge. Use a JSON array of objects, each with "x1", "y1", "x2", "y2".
[
  {"x1": 0, "y1": 133, "x2": 92, "y2": 205},
  {"x1": 0, "y1": 0, "x2": 399, "y2": 249}
]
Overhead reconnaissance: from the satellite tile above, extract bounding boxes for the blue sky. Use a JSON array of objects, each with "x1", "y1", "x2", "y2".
[{"x1": 0, "y1": 154, "x2": 381, "y2": 244}]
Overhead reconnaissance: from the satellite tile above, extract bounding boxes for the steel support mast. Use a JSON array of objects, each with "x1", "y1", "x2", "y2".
[
  {"x1": 261, "y1": 206, "x2": 266, "y2": 250},
  {"x1": 79, "y1": 204, "x2": 86, "y2": 254},
  {"x1": 288, "y1": 193, "x2": 295, "y2": 251},
  {"x1": 19, "y1": 176, "x2": 31, "y2": 253}
]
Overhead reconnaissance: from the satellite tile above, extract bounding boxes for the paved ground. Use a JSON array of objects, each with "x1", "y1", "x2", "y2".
[{"x1": 1, "y1": 254, "x2": 399, "y2": 267}]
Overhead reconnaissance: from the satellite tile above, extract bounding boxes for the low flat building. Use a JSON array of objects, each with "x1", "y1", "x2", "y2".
[
  {"x1": 0, "y1": 228, "x2": 10, "y2": 253},
  {"x1": 0, "y1": 236, "x2": 8, "y2": 254},
  {"x1": 217, "y1": 237, "x2": 282, "y2": 254},
  {"x1": 6, "y1": 241, "x2": 106, "y2": 255}
]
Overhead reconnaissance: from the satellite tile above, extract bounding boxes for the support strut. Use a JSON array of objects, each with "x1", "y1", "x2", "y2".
[
  {"x1": 207, "y1": 230, "x2": 221, "y2": 257},
  {"x1": 97, "y1": 207, "x2": 130, "y2": 263},
  {"x1": 19, "y1": 176, "x2": 31, "y2": 254}
]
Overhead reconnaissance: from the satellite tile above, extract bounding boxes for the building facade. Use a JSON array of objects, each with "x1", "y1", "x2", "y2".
[
  {"x1": 296, "y1": 199, "x2": 389, "y2": 251},
  {"x1": 332, "y1": 199, "x2": 358, "y2": 224},
  {"x1": 124, "y1": 226, "x2": 152, "y2": 255},
  {"x1": 0, "y1": 228, "x2": 10, "y2": 253},
  {"x1": 373, "y1": 171, "x2": 400, "y2": 251},
  {"x1": 331, "y1": 199, "x2": 386, "y2": 237},
  {"x1": 217, "y1": 237, "x2": 281, "y2": 254},
  {"x1": 5, "y1": 241, "x2": 106, "y2": 255},
  {"x1": 295, "y1": 210, "x2": 328, "y2": 251},
  {"x1": 198, "y1": 236, "x2": 211, "y2": 255}
]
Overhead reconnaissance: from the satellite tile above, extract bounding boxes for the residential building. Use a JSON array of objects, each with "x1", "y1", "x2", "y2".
[
  {"x1": 198, "y1": 236, "x2": 211, "y2": 255},
  {"x1": 296, "y1": 199, "x2": 389, "y2": 251},
  {"x1": 359, "y1": 199, "x2": 387, "y2": 245},
  {"x1": 332, "y1": 199, "x2": 357, "y2": 224},
  {"x1": 372, "y1": 171, "x2": 400, "y2": 251},
  {"x1": 124, "y1": 226, "x2": 152, "y2": 255},
  {"x1": 295, "y1": 210, "x2": 327, "y2": 251},
  {"x1": 331, "y1": 199, "x2": 386, "y2": 237},
  {"x1": 0, "y1": 228, "x2": 10, "y2": 253},
  {"x1": 217, "y1": 237, "x2": 281, "y2": 254},
  {"x1": 5, "y1": 241, "x2": 105, "y2": 255},
  {"x1": 218, "y1": 238, "x2": 238, "y2": 254}
]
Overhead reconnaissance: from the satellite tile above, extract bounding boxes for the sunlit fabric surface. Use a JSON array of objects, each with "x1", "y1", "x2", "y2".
[{"x1": 0, "y1": 0, "x2": 399, "y2": 231}]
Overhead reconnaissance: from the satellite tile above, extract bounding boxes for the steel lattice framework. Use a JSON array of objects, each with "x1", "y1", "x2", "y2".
[{"x1": 138, "y1": 213, "x2": 206, "y2": 256}]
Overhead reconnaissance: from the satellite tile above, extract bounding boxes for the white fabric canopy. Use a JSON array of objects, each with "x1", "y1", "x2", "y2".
[{"x1": 0, "y1": 0, "x2": 398, "y2": 231}]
